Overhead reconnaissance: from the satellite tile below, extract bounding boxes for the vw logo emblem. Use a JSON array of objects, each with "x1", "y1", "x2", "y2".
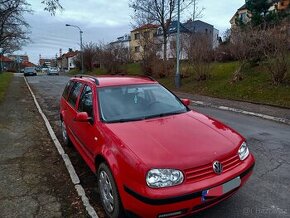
[{"x1": 213, "y1": 161, "x2": 223, "y2": 175}]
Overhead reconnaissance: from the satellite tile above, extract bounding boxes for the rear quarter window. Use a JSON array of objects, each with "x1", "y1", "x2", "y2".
[{"x1": 67, "y1": 82, "x2": 83, "y2": 108}]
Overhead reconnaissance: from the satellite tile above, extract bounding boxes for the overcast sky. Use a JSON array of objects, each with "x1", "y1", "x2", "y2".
[{"x1": 17, "y1": 0, "x2": 245, "y2": 64}]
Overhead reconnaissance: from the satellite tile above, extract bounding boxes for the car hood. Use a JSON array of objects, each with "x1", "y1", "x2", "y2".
[{"x1": 105, "y1": 111, "x2": 243, "y2": 169}]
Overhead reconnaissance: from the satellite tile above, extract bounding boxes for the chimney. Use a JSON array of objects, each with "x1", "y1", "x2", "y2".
[{"x1": 59, "y1": 48, "x2": 62, "y2": 57}]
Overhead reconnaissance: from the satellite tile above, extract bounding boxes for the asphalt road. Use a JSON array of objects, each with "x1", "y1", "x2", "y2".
[{"x1": 26, "y1": 75, "x2": 290, "y2": 218}]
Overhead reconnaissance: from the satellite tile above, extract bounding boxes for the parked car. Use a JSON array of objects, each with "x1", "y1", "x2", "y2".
[
  {"x1": 23, "y1": 67, "x2": 37, "y2": 76},
  {"x1": 60, "y1": 75, "x2": 255, "y2": 218},
  {"x1": 47, "y1": 67, "x2": 59, "y2": 75},
  {"x1": 41, "y1": 67, "x2": 49, "y2": 74}
]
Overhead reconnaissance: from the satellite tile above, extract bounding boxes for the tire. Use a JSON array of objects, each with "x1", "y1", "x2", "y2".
[
  {"x1": 61, "y1": 120, "x2": 72, "y2": 147},
  {"x1": 98, "y1": 163, "x2": 123, "y2": 218}
]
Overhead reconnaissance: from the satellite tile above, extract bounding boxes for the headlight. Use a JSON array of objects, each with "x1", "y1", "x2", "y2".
[
  {"x1": 238, "y1": 142, "x2": 249, "y2": 160},
  {"x1": 146, "y1": 169, "x2": 184, "y2": 188}
]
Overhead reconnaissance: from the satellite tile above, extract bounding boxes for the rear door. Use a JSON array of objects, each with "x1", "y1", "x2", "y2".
[{"x1": 65, "y1": 81, "x2": 84, "y2": 139}]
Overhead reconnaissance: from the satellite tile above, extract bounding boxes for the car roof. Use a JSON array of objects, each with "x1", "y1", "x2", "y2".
[{"x1": 71, "y1": 75, "x2": 158, "y2": 87}]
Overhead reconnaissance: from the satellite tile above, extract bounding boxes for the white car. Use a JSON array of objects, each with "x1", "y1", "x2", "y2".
[{"x1": 47, "y1": 67, "x2": 59, "y2": 75}]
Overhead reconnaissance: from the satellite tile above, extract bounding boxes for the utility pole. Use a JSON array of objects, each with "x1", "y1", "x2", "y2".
[
  {"x1": 175, "y1": 0, "x2": 181, "y2": 88},
  {"x1": 65, "y1": 24, "x2": 84, "y2": 74}
]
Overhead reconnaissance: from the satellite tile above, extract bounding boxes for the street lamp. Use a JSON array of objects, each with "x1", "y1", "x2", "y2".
[
  {"x1": 0, "y1": 48, "x2": 3, "y2": 73},
  {"x1": 65, "y1": 24, "x2": 84, "y2": 74},
  {"x1": 175, "y1": 0, "x2": 181, "y2": 88}
]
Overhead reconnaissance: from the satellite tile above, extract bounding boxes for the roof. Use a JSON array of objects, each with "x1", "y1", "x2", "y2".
[
  {"x1": 64, "y1": 51, "x2": 78, "y2": 58},
  {"x1": 0, "y1": 55, "x2": 13, "y2": 62},
  {"x1": 22, "y1": 61, "x2": 36, "y2": 67},
  {"x1": 238, "y1": 4, "x2": 247, "y2": 11},
  {"x1": 72, "y1": 75, "x2": 157, "y2": 87},
  {"x1": 131, "y1": 24, "x2": 159, "y2": 32}
]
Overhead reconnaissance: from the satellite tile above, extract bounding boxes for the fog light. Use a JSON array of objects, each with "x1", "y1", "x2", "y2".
[{"x1": 158, "y1": 209, "x2": 186, "y2": 218}]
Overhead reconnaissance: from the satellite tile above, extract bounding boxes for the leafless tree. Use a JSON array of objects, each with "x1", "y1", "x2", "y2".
[
  {"x1": 229, "y1": 27, "x2": 264, "y2": 82},
  {"x1": 41, "y1": 0, "x2": 63, "y2": 15},
  {"x1": 0, "y1": 0, "x2": 31, "y2": 54},
  {"x1": 191, "y1": 0, "x2": 205, "y2": 21},
  {"x1": 260, "y1": 24, "x2": 289, "y2": 85},
  {"x1": 100, "y1": 43, "x2": 131, "y2": 74},
  {"x1": 0, "y1": 0, "x2": 62, "y2": 54},
  {"x1": 129, "y1": 0, "x2": 193, "y2": 62},
  {"x1": 185, "y1": 33, "x2": 213, "y2": 80}
]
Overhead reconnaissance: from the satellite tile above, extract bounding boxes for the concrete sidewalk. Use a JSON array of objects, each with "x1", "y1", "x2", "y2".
[
  {"x1": 0, "y1": 75, "x2": 87, "y2": 217},
  {"x1": 175, "y1": 91, "x2": 290, "y2": 123}
]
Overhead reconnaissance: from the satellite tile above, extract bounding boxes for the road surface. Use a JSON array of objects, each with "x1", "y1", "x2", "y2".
[{"x1": 26, "y1": 75, "x2": 290, "y2": 218}]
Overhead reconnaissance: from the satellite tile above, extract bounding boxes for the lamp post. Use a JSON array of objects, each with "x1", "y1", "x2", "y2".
[
  {"x1": 65, "y1": 24, "x2": 84, "y2": 74},
  {"x1": 175, "y1": 0, "x2": 181, "y2": 88},
  {"x1": 0, "y1": 48, "x2": 3, "y2": 73}
]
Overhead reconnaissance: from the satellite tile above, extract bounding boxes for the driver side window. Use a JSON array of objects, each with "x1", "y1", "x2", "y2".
[{"x1": 78, "y1": 85, "x2": 94, "y2": 119}]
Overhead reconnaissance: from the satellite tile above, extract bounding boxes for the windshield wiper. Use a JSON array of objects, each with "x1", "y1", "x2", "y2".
[
  {"x1": 106, "y1": 117, "x2": 145, "y2": 123},
  {"x1": 143, "y1": 111, "x2": 185, "y2": 120}
]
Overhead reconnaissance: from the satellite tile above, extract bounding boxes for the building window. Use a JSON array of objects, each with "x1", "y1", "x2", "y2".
[
  {"x1": 144, "y1": 31, "x2": 150, "y2": 39},
  {"x1": 240, "y1": 12, "x2": 247, "y2": 22},
  {"x1": 170, "y1": 41, "x2": 176, "y2": 49},
  {"x1": 134, "y1": 33, "x2": 140, "y2": 40},
  {"x1": 135, "y1": 46, "x2": 140, "y2": 53},
  {"x1": 205, "y1": 28, "x2": 208, "y2": 34}
]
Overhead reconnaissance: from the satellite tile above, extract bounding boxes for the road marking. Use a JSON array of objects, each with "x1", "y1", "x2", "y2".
[
  {"x1": 191, "y1": 100, "x2": 290, "y2": 125},
  {"x1": 24, "y1": 77, "x2": 98, "y2": 218}
]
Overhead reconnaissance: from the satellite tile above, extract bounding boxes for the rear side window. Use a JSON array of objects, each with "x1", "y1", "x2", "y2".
[
  {"x1": 78, "y1": 85, "x2": 94, "y2": 119},
  {"x1": 67, "y1": 82, "x2": 83, "y2": 108},
  {"x1": 62, "y1": 81, "x2": 74, "y2": 100}
]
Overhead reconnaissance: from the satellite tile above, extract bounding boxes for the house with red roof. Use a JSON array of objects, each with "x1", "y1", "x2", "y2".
[
  {"x1": 0, "y1": 55, "x2": 13, "y2": 71},
  {"x1": 58, "y1": 49, "x2": 79, "y2": 72},
  {"x1": 130, "y1": 24, "x2": 159, "y2": 61}
]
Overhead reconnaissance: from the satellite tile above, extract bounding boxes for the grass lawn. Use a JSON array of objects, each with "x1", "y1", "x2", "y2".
[
  {"x1": 158, "y1": 61, "x2": 290, "y2": 108},
  {"x1": 0, "y1": 72, "x2": 13, "y2": 103},
  {"x1": 68, "y1": 59, "x2": 290, "y2": 108}
]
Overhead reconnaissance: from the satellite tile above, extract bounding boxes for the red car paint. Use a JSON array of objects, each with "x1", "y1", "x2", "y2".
[{"x1": 60, "y1": 75, "x2": 255, "y2": 218}]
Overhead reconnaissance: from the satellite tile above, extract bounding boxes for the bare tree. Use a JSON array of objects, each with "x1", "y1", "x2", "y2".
[
  {"x1": 41, "y1": 0, "x2": 63, "y2": 15},
  {"x1": 229, "y1": 27, "x2": 263, "y2": 82},
  {"x1": 191, "y1": 0, "x2": 205, "y2": 21},
  {"x1": 260, "y1": 24, "x2": 289, "y2": 85},
  {"x1": 0, "y1": 0, "x2": 32, "y2": 54},
  {"x1": 100, "y1": 43, "x2": 131, "y2": 74},
  {"x1": 185, "y1": 33, "x2": 213, "y2": 80},
  {"x1": 129, "y1": 0, "x2": 193, "y2": 62}
]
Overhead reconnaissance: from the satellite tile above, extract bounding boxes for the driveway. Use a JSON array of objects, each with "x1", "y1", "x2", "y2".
[{"x1": 26, "y1": 75, "x2": 290, "y2": 218}]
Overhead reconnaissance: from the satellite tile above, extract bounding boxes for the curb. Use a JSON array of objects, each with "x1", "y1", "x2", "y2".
[
  {"x1": 24, "y1": 76, "x2": 98, "y2": 218},
  {"x1": 190, "y1": 100, "x2": 290, "y2": 125}
]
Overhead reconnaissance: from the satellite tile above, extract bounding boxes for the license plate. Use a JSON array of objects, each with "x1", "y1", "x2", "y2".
[{"x1": 201, "y1": 177, "x2": 241, "y2": 202}]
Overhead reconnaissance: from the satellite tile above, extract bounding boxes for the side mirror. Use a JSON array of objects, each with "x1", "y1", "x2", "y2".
[
  {"x1": 74, "y1": 112, "x2": 91, "y2": 122},
  {"x1": 181, "y1": 98, "x2": 190, "y2": 106}
]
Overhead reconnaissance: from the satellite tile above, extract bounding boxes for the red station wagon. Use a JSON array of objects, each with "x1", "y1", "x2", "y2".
[{"x1": 60, "y1": 75, "x2": 255, "y2": 218}]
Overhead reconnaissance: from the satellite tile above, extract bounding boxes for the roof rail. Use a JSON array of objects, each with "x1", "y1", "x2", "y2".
[
  {"x1": 74, "y1": 74, "x2": 99, "y2": 85},
  {"x1": 130, "y1": 75, "x2": 156, "y2": 81}
]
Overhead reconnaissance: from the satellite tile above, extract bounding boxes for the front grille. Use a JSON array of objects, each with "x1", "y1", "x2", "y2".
[{"x1": 184, "y1": 154, "x2": 241, "y2": 183}]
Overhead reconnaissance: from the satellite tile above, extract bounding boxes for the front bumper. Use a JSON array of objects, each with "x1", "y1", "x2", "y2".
[{"x1": 122, "y1": 154, "x2": 255, "y2": 218}]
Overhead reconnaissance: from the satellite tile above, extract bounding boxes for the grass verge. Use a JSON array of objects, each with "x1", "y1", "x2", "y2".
[{"x1": 0, "y1": 72, "x2": 13, "y2": 103}]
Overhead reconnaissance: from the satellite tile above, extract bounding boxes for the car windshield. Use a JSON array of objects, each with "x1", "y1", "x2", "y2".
[{"x1": 98, "y1": 84, "x2": 188, "y2": 123}]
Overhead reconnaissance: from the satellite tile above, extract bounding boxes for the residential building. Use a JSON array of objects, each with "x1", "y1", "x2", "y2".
[
  {"x1": 110, "y1": 34, "x2": 131, "y2": 62},
  {"x1": 183, "y1": 20, "x2": 220, "y2": 49},
  {"x1": 230, "y1": 0, "x2": 289, "y2": 28},
  {"x1": 156, "y1": 21, "x2": 190, "y2": 60},
  {"x1": 156, "y1": 20, "x2": 220, "y2": 60},
  {"x1": 39, "y1": 58, "x2": 55, "y2": 68},
  {"x1": 130, "y1": 24, "x2": 158, "y2": 62},
  {"x1": 0, "y1": 55, "x2": 13, "y2": 71},
  {"x1": 59, "y1": 49, "x2": 79, "y2": 72},
  {"x1": 8, "y1": 54, "x2": 29, "y2": 63},
  {"x1": 110, "y1": 34, "x2": 131, "y2": 48}
]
